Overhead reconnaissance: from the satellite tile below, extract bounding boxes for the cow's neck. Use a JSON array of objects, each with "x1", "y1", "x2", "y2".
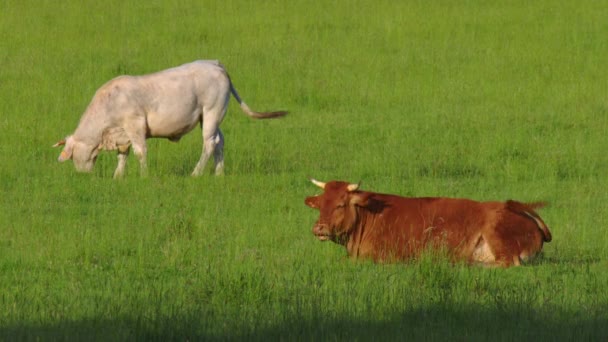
[
  {"x1": 345, "y1": 207, "x2": 375, "y2": 258},
  {"x1": 73, "y1": 108, "x2": 107, "y2": 146}
]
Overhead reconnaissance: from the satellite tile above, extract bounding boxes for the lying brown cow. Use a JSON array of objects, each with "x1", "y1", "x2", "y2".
[{"x1": 304, "y1": 179, "x2": 552, "y2": 267}]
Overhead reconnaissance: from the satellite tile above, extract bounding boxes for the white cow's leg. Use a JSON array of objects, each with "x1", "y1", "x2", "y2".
[
  {"x1": 192, "y1": 104, "x2": 227, "y2": 177},
  {"x1": 131, "y1": 140, "x2": 148, "y2": 177},
  {"x1": 123, "y1": 118, "x2": 148, "y2": 177},
  {"x1": 191, "y1": 133, "x2": 216, "y2": 177},
  {"x1": 113, "y1": 151, "x2": 129, "y2": 179},
  {"x1": 213, "y1": 129, "x2": 225, "y2": 175}
]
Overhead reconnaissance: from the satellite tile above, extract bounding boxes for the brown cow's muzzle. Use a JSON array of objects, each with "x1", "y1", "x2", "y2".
[{"x1": 312, "y1": 223, "x2": 332, "y2": 241}]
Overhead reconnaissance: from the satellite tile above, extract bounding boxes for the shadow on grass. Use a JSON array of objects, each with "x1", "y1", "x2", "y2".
[{"x1": 2, "y1": 305, "x2": 606, "y2": 341}]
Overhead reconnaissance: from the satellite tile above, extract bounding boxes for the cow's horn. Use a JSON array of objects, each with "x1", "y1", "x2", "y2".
[
  {"x1": 309, "y1": 178, "x2": 326, "y2": 189},
  {"x1": 52, "y1": 139, "x2": 66, "y2": 148},
  {"x1": 347, "y1": 182, "x2": 360, "y2": 192}
]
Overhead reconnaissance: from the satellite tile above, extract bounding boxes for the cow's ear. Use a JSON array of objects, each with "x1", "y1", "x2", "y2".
[
  {"x1": 305, "y1": 196, "x2": 320, "y2": 208},
  {"x1": 52, "y1": 139, "x2": 66, "y2": 148},
  {"x1": 350, "y1": 193, "x2": 370, "y2": 207}
]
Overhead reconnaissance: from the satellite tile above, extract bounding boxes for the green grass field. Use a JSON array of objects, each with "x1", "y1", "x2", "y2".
[{"x1": 1, "y1": 0, "x2": 607, "y2": 340}]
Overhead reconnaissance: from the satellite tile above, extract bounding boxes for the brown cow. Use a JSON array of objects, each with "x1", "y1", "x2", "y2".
[{"x1": 304, "y1": 179, "x2": 552, "y2": 267}]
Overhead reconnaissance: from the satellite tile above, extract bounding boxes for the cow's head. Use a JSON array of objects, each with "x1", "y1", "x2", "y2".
[
  {"x1": 305, "y1": 178, "x2": 372, "y2": 244},
  {"x1": 53, "y1": 135, "x2": 100, "y2": 173}
]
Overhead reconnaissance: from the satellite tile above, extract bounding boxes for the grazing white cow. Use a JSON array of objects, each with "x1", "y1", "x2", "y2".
[{"x1": 54, "y1": 60, "x2": 287, "y2": 178}]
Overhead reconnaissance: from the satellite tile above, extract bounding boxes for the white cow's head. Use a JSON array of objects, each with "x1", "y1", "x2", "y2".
[{"x1": 53, "y1": 136, "x2": 100, "y2": 173}]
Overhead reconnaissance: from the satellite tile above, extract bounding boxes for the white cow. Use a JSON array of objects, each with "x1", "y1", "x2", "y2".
[{"x1": 54, "y1": 60, "x2": 287, "y2": 178}]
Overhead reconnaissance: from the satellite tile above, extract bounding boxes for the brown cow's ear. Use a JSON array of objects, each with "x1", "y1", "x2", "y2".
[
  {"x1": 350, "y1": 193, "x2": 370, "y2": 207},
  {"x1": 305, "y1": 196, "x2": 320, "y2": 208}
]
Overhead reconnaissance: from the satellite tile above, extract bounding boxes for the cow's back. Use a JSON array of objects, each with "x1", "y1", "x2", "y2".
[
  {"x1": 131, "y1": 61, "x2": 231, "y2": 139},
  {"x1": 356, "y1": 195, "x2": 500, "y2": 261},
  {"x1": 137, "y1": 60, "x2": 228, "y2": 96}
]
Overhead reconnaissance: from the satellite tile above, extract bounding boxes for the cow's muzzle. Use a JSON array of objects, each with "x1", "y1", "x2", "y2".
[{"x1": 312, "y1": 223, "x2": 332, "y2": 241}]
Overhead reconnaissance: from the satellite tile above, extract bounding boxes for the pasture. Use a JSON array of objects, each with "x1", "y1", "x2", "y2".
[{"x1": 1, "y1": 0, "x2": 607, "y2": 340}]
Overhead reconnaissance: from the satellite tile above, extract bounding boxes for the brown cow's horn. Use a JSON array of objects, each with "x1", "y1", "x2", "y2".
[
  {"x1": 52, "y1": 139, "x2": 66, "y2": 148},
  {"x1": 309, "y1": 178, "x2": 326, "y2": 189},
  {"x1": 347, "y1": 182, "x2": 360, "y2": 192}
]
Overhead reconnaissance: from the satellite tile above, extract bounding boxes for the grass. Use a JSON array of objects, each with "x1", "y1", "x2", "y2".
[{"x1": 1, "y1": 0, "x2": 608, "y2": 340}]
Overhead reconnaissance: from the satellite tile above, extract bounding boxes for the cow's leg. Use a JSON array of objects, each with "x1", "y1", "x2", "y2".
[
  {"x1": 192, "y1": 104, "x2": 227, "y2": 177},
  {"x1": 512, "y1": 255, "x2": 522, "y2": 266},
  {"x1": 113, "y1": 150, "x2": 129, "y2": 179},
  {"x1": 124, "y1": 133, "x2": 147, "y2": 177},
  {"x1": 191, "y1": 129, "x2": 217, "y2": 177},
  {"x1": 213, "y1": 129, "x2": 225, "y2": 175},
  {"x1": 124, "y1": 118, "x2": 148, "y2": 177},
  {"x1": 118, "y1": 116, "x2": 148, "y2": 177},
  {"x1": 132, "y1": 141, "x2": 147, "y2": 177}
]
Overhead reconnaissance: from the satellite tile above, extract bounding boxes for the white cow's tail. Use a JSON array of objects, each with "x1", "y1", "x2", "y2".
[{"x1": 228, "y1": 77, "x2": 288, "y2": 119}]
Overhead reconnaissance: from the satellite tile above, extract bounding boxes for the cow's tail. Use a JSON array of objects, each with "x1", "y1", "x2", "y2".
[
  {"x1": 228, "y1": 76, "x2": 287, "y2": 119},
  {"x1": 506, "y1": 200, "x2": 552, "y2": 242}
]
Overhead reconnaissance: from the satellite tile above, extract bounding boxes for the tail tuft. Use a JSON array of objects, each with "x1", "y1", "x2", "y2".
[
  {"x1": 239, "y1": 102, "x2": 287, "y2": 119},
  {"x1": 230, "y1": 83, "x2": 288, "y2": 119},
  {"x1": 249, "y1": 109, "x2": 288, "y2": 119}
]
